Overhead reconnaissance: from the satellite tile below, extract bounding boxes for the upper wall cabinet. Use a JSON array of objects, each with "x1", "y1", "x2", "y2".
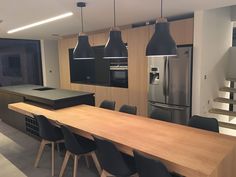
[
  {"x1": 149, "y1": 18, "x2": 194, "y2": 45},
  {"x1": 170, "y1": 18, "x2": 194, "y2": 45}
]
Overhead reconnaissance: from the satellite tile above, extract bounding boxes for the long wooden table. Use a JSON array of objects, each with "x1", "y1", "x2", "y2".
[{"x1": 8, "y1": 102, "x2": 236, "y2": 177}]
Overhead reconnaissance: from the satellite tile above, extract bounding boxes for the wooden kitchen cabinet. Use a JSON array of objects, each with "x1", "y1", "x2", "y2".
[
  {"x1": 149, "y1": 18, "x2": 194, "y2": 45},
  {"x1": 58, "y1": 18, "x2": 194, "y2": 115},
  {"x1": 95, "y1": 86, "x2": 112, "y2": 107},
  {"x1": 111, "y1": 87, "x2": 129, "y2": 111},
  {"x1": 92, "y1": 32, "x2": 108, "y2": 46},
  {"x1": 170, "y1": 18, "x2": 194, "y2": 45},
  {"x1": 128, "y1": 26, "x2": 149, "y2": 116},
  {"x1": 71, "y1": 83, "x2": 96, "y2": 93}
]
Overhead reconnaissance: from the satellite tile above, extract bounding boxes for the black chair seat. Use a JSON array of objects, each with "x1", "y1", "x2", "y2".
[
  {"x1": 150, "y1": 109, "x2": 172, "y2": 122},
  {"x1": 34, "y1": 115, "x2": 64, "y2": 176},
  {"x1": 94, "y1": 136, "x2": 136, "y2": 177},
  {"x1": 59, "y1": 126, "x2": 102, "y2": 177},
  {"x1": 134, "y1": 150, "x2": 180, "y2": 177},
  {"x1": 121, "y1": 153, "x2": 137, "y2": 175},
  {"x1": 36, "y1": 115, "x2": 63, "y2": 142},
  {"x1": 119, "y1": 104, "x2": 137, "y2": 115},
  {"x1": 61, "y1": 125, "x2": 96, "y2": 155},
  {"x1": 53, "y1": 127, "x2": 64, "y2": 141},
  {"x1": 100, "y1": 100, "x2": 116, "y2": 110},
  {"x1": 74, "y1": 135, "x2": 96, "y2": 155},
  {"x1": 188, "y1": 115, "x2": 219, "y2": 133}
]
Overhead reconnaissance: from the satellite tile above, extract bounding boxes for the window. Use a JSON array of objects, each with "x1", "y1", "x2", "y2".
[{"x1": 0, "y1": 39, "x2": 43, "y2": 86}]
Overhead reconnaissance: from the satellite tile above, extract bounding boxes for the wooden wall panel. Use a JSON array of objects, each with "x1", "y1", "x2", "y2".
[
  {"x1": 58, "y1": 38, "x2": 72, "y2": 89},
  {"x1": 122, "y1": 29, "x2": 129, "y2": 43},
  {"x1": 71, "y1": 83, "x2": 96, "y2": 93},
  {"x1": 170, "y1": 18, "x2": 194, "y2": 45},
  {"x1": 111, "y1": 88, "x2": 129, "y2": 111},
  {"x1": 149, "y1": 18, "x2": 194, "y2": 45},
  {"x1": 95, "y1": 86, "x2": 112, "y2": 107},
  {"x1": 93, "y1": 32, "x2": 108, "y2": 46},
  {"x1": 128, "y1": 27, "x2": 149, "y2": 116}
]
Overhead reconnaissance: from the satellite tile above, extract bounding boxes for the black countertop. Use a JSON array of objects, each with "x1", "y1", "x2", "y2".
[
  {"x1": 0, "y1": 84, "x2": 95, "y2": 109},
  {"x1": 0, "y1": 85, "x2": 94, "y2": 100}
]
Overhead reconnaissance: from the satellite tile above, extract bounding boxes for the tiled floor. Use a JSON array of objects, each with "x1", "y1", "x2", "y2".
[{"x1": 0, "y1": 120, "x2": 99, "y2": 177}]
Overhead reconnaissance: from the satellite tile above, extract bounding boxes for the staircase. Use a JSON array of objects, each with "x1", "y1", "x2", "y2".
[{"x1": 209, "y1": 78, "x2": 236, "y2": 130}]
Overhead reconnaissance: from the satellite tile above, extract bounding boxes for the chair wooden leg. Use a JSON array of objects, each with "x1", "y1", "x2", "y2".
[
  {"x1": 34, "y1": 139, "x2": 47, "y2": 167},
  {"x1": 59, "y1": 151, "x2": 71, "y2": 177},
  {"x1": 91, "y1": 151, "x2": 102, "y2": 175},
  {"x1": 100, "y1": 170, "x2": 106, "y2": 177},
  {"x1": 51, "y1": 142, "x2": 55, "y2": 176},
  {"x1": 85, "y1": 155, "x2": 90, "y2": 168},
  {"x1": 73, "y1": 155, "x2": 80, "y2": 177}
]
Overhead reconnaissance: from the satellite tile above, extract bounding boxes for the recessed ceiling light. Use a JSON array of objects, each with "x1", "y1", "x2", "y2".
[{"x1": 7, "y1": 12, "x2": 73, "y2": 34}]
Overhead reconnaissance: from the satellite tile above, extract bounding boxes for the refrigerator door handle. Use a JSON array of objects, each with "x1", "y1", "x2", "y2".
[
  {"x1": 149, "y1": 102, "x2": 186, "y2": 111},
  {"x1": 166, "y1": 57, "x2": 170, "y2": 97},
  {"x1": 163, "y1": 58, "x2": 167, "y2": 97}
]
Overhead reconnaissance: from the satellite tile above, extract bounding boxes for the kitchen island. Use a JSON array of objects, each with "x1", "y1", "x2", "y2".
[{"x1": 0, "y1": 85, "x2": 94, "y2": 137}]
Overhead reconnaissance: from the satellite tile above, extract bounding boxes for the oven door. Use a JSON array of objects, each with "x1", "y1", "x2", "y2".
[{"x1": 110, "y1": 69, "x2": 128, "y2": 88}]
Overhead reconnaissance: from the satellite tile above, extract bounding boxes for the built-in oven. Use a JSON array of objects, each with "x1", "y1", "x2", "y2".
[{"x1": 110, "y1": 61, "x2": 128, "y2": 88}]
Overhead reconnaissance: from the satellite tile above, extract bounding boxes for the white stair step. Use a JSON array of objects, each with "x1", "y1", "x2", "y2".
[
  {"x1": 226, "y1": 78, "x2": 236, "y2": 82},
  {"x1": 209, "y1": 108, "x2": 236, "y2": 117},
  {"x1": 219, "y1": 87, "x2": 236, "y2": 93},
  {"x1": 219, "y1": 121, "x2": 236, "y2": 130},
  {"x1": 214, "y1": 97, "x2": 236, "y2": 104}
]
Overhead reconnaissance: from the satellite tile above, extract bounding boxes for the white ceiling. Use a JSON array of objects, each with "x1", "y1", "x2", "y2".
[{"x1": 0, "y1": 0, "x2": 236, "y2": 40}]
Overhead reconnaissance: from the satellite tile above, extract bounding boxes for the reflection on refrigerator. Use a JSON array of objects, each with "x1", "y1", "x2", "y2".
[{"x1": 148, "y1": 46, "x2": 192, "y2": 125}]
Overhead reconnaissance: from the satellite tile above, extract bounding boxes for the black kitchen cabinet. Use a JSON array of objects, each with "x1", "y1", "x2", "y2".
[{"x1": 69, "y1": 46, "x2": 110, "y2": 86}]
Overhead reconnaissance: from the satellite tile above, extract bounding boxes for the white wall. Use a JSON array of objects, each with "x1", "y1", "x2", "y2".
[
  {"x1": 231, "y1": 5, "x2": 236, "y2": 21},
  {"x1": 228, "y1": 47, "x2": 236, "y2": 115},
  {"x1": 41, "y1": 40, "x2": 60, "y2": 88},
  {"x1": 228, "y1": 47, "x2": 236, "y2": 77},
  {"x1": 192, "y1": 7, "x2": 233, "y2": 116}
]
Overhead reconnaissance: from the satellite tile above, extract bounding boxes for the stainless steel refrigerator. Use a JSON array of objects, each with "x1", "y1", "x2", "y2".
[{"x1": 148, "y1": 46, "x2": 192, "y2": 125}]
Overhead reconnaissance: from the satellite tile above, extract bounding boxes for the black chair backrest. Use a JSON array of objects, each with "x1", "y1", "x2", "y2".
[
  {"x1": 61, "y1": 125, "x2": 85, "y2": 154},
  {"x1": 134, "y1": 151, "x2": 172, "y2": 177},
  {"x1": 188, "y1": 115, "x2": 219, "y2": 133},
  {"x1": 35, "y1": 115, "x2": 60, "y2": 141},
  {"x1": 93, "y1": 136, "x2": 131, "y2": 176},
  {"x1": 119, "y1": 104, "x2": 137, "y2": 115},
  {"x1": 150, "y1": 109, "x2": 172, "y2": 122},
  {"x1": 100, "y1": 100, "x2": 116, "y2": 110}
]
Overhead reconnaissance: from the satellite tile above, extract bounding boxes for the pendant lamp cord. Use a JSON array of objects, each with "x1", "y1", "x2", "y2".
[
  {"x1": 113, "y1": 0, "x2": 116, "y2": 27},
  {"x1": 161, "y1": 0, "x2": 163, "y2": 18},
  {"x1": 80, "y1": 6, "x2": 84, "y2": 32}
]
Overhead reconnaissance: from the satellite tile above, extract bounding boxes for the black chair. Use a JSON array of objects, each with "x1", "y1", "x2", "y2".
[
  {"x1": 134, "y1": 151, "x2": 182, "y2": 177},
  {"x1": 59, "y1": 125, "x2": 101, "y2": 177},
  {"x1": 100, "y1": 100, "x2": 116, "y2": 110},
  {"x1": 188, "y1": 115, "x2": 219, "y2": 133},
  {"x1": 34, "y1": 115, "x2": 64, "y2": 176},
  {"x1": 119, "y1": 104, "x2": 137, "y2": 115},
  {"x1": 150, "y1": 109, "x2": 172, "y2": 122},
  {"x1": 93, "y1": 136, "x2": 136, "y2": 177}
]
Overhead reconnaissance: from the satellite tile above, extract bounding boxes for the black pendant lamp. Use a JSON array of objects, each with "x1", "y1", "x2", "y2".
[
  {"x1": 104, "y1": 0, "x2": 128, "y2": 59},
  {"x1": 73, "y1": 2, "x2": 94, "y2": 60},
  {"x1": 146, "y1": 0, "x2": 177, "y2": 57}
]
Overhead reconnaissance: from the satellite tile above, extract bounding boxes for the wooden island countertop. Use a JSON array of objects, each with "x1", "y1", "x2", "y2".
[{"x1": 8, "y1": 102, "x2": 236, "y2": 177}]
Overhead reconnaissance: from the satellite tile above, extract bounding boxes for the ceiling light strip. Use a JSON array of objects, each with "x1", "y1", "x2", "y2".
[{"x1": 7, "y1": 12, "x2": 73, "y2": 34}]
